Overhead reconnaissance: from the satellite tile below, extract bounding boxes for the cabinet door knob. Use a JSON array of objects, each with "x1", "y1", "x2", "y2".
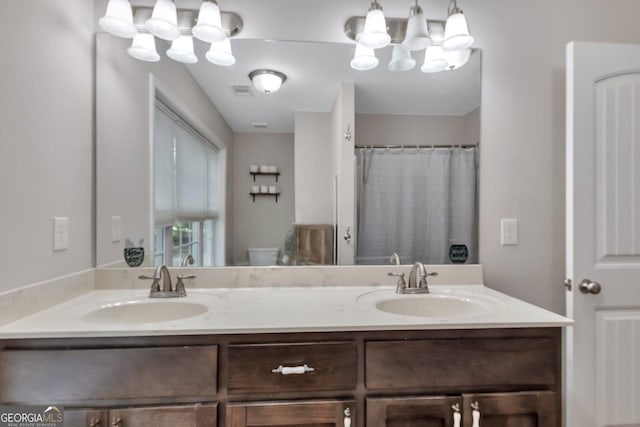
[{"x1": 343, "y1": 408, "x2": 351, "y2": 427}]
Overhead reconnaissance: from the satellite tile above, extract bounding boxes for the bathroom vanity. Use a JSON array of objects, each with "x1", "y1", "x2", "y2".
[{"x1": 0, "y1": 267, "x2": 570, "y2": 427}]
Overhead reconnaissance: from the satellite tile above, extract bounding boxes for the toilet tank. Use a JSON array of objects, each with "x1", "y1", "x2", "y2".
[{"x1": 248, "y1": 247, "x2": 279, "y2": 266}]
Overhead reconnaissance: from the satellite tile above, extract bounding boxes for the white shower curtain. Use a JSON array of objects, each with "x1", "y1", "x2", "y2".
[{"x1": 356, "y1": 147, "x2": 478, "y2": 265}]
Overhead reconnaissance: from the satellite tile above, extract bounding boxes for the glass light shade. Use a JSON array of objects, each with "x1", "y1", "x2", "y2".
[
  {"x1": 359, "y1": 8, "x2": 391, "y2": 49},
  {"x1": 127, "y1": 33, "x2": 160, "y2": 62},
  {"x1": 388, "y1": 45, "x2": 416, "y2": 72},
  {"x1": 443, "y1": 12, "x2": 474, "y2": 51},
  {"x1": 99, "y1": 0, "x2": 136, "y2": 38},
  {"x1": 145, "y1": 0, "x2": 181, "y2": 41},
  {"x1": 445, "y1": 48, "x2": 471, "y2": 70},
  {"x1": 401, "y1": 9, "x2": 431, "y2": 51},
  {"x1": 167, "y1": 35, "x2": 198, "y2": 63},
  {"x1": 192, "y1": 1, "x2": 225, "y2": 43},
  {"x1": 205, "y1": 38, "x2": 236, "y2": 66},
  {"x1": 250, "y1": 71, "x2": 286, "y2": 94},
  {"x1": 350, "y1": 44, "x2": 378, "y2": 71},
  {"x1": 421, "y1": 45, "x2": 448, "y2": 73}
]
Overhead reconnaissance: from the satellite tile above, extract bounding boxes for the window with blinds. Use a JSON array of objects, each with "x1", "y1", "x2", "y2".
[{"x1": 153, "y1": 101, "x2": 221, "y2": 267}]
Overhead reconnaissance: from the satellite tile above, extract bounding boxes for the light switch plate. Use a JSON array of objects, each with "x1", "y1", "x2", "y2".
[
  {"x1": 501, "y1": 218, "x2": 518, "y2": 246},
  {"x1": 53, "y1": 217, "x2": 69, "y2": 251}
]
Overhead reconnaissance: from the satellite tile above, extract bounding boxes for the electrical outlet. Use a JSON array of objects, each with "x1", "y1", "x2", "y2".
[
  {"x1": 112, "y1": 216, "x2": 122, "y2": 243},
  {"x1": 53, "y1": 217, "x2": 69, "y2": 251},
  {"x1": 501, "y1": 219, "x2": 518, "y2": 246}
]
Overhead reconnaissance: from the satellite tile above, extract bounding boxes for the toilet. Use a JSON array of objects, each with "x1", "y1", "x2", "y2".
[{"x1": 248, "y1": 247, "x2": 279, "y2": 266}]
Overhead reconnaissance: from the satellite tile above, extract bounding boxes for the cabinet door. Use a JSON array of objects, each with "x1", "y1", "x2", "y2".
[
  {"x1": 367, "y1": 396, "x2": 462, "y2": 427},
  {"x1": 226, "y1": 400, "x2": 355, "y2": 427},
  {"x1": 110, "y1": 403, "x2": 217, "y2": 427},
  {"x1": 63, "y1": 409, "x2": 108, "y2": 427},
  {"x1": 462, "y1": 391, "x2": 557, "y2": 427}
]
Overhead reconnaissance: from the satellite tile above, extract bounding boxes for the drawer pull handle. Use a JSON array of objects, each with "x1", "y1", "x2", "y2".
[
  {"x1": 471, "y1": 401, "x2": 480, "y2": 427},
  {"x1": 111, "y1": 416, "x2": 123, "y2": 427},
  {"x1": 89, "y1": 418, "x2": 102, "y2": 427},
  {"x1": 344, "y1": 408, "x2": 351, "y2": 427},
  {"x1": 271, "y1": 364, "x2": 315, "y2": 375},
  {"x1": 452, "y1": 403, "x2": 461, "y2": 427}
]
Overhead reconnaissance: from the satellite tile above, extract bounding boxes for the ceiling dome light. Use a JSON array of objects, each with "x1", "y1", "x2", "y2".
[
  {"x1": 249, "y1": 70, "x2": 287, "y2": 94},
  {"x1": 127, "y1": 33, "x2": 160, "y2": 62},
  {"x1": 443, "y1": 1, "x2": 474, "y2": 51},
  {"x1": 205, "y1": 38, "x2": 236, "y2": 66},
  {"x1": 359, "y1": 1, "x2": 391, "y2": 49},
  {"x1": 167, "y1": 35, "x2": 198, "y2": 64},
  {"x1": 421, "y1": 45, "x2": 448, "y2": 73},
  {"x1": 445, "y1": 48, "x2": 471, "y2": 70},
  {"x1": 388, "y1": 45, "x2": 416, "y2": 72},
  {"x1": 350, "y1": 44, "x2": 379, "y2": 71},
  {"x1": 192, "y1": 1, "x2": 225, "y2": 43},
  {"x1": 145, "y1": 0, "x2": 181, "y2": 41},
  {"x1": 99, "y1": 0, "x2": 137, "y2": 38},
  {"x1": 401, "y1": 4, "x2": 431, "y2": 52}
]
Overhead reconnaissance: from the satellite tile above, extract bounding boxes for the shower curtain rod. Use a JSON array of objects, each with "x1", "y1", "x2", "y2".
[{"x1": 354, "y1": 143, "x2": 478, "y2": 149}]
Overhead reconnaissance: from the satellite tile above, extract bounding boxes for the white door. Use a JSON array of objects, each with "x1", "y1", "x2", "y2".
[{"x1": 566, "y1": 42, "x2": 640, "y2": 427}]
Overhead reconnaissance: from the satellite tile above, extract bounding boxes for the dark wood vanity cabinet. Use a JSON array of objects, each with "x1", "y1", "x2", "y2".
[
  {"x1": 64, "y1": 404, "x2": 217, "y2": 427},
  {"x1": 0, "y1": 328, "x2": 561, "y2": 427},
  {"x1": 227, "y1": 400, "x2": 355, "y2": 427}
]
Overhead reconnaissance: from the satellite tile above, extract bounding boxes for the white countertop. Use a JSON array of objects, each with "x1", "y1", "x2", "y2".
[{"x1": 0, "y1": 285, "x2": 572, "y2": 339}]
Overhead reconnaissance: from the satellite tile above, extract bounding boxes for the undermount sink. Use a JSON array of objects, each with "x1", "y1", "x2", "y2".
[
  {"x1": 82, "y1": 300, "x2": 208, "y2": 324},
  {"x1": 375, "y1": 293, "x2": 497, "y2": 319}
]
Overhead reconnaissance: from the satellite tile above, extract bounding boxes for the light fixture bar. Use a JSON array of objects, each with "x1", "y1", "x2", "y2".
[
  {"x1": 344, "y1": 16, "x2": 444, "y2": 45},
  {"x1": 130, "y1": 6, "x2": 242, "y2": 37}
]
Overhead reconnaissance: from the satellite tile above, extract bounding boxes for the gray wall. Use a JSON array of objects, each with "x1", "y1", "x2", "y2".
[
  {"x1": 356, "y1": 108, "x2": 480, "y2": 147},
  {"x1": 0, "y1": 0, "x2": 94, "y2": 292},
  {"x1": 231, "y1": 132, "x2": 295, "y2": 265}
]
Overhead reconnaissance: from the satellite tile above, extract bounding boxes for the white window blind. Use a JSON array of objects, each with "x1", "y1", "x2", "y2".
[{"x1": 154, "y1": 102, "x2": 219, "y2": 226}]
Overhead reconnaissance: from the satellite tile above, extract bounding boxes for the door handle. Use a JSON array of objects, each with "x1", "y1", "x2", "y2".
[{"x1": 579, "y1": 279, "x2": 601, "y2": 294}]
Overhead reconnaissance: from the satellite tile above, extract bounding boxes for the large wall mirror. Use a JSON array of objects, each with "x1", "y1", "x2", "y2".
[{"x1": 96, "y1": 34, "x2": 480, "y2": 268}]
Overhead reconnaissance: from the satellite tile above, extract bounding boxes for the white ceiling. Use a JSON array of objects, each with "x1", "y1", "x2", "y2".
[{"x1": 127, "y1": 0, "x2": 481, "y2": 133}]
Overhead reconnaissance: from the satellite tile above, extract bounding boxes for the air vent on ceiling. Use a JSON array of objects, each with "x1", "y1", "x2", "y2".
[
  {"x1": 231, "y1": 85, "x2": 254, "y2": 96},
  {"x1": 251, "y1": 122, "x2": 268, "y2": 129}
]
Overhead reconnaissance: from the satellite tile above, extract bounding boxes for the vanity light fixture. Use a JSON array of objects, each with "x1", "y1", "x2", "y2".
[
  {"x1": 359, "y1": 0, "x2": 391, "y2": 49},
  {"x1": 127, "y1": 33, "x2": 161, "y2": 62},
  {"x1": 206, "y1": 38, "x2": 236, "y2": 66},
  {"x1": 145, "y1": 0, "x2": 181, "y2": 41},
  {"x1": 249, "y1": 70, "x2": 287, "y2": 94},
  {"x1": 167, "y1": 35, "x2": 198, "y2": 64},
  {"x1": 99, "y1": 0, "x2": 243, "y2": 65},
  {"x1": 388, "y1": 45, "x2": 415, "y2": 72},
  {"x1": 99, "y1": 0, "x2": 137, "y2": 38},
  {"x1": 343, "y1": 0, "x2": 474, "y2": 74},
  {"x1": 350, "y1": 44, "x2": 379, "y2": 71},
  {"x1": 401, "y1": 1, "x2": 432, "y2": 51},
  {"x1": 421, "y1": 24, "x2": 448, "y2": 73},
  {"x1": 192, "y1": 1, "x2": 225, "y2": 43},
  {"x1": 442, "y1": 0, "x2": 474, "y2": 51}
]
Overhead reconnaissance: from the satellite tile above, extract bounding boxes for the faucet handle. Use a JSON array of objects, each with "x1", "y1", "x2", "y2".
[
  {"x1": 175, "y1": 274, "x2": 195, "y2": 297},
  {"x1": 138, "y1": 275, "x2": 160, "y2": 292},
  {"x1": 388, "y1": 272, "x2": 406, "y2": 293}
]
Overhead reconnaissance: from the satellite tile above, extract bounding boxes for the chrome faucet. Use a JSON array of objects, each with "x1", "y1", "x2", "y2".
[
  {"x1": 181, "y1": 253, "x2": 195, "y2": 267},
  {"x1": 389, "y1": 252, "x2": 401, "y2": 265},
  {"x1": 138, "y1": 265, "x2": 194, "y2": 298},
  {"x1": 388, "y1": 262, "x2": 438, "y2": 294}
]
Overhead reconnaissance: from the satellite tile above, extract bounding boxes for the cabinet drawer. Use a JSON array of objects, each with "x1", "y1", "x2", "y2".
[
  {"x1": 0, "y1": 346, "x2": 217, "y2": 404},
  {"x1": 227, "y1": 342, "x2": 357, "y2": 394},
  {"x1": 366, "y1": 338, "x2": 557, "y2": 391}
]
